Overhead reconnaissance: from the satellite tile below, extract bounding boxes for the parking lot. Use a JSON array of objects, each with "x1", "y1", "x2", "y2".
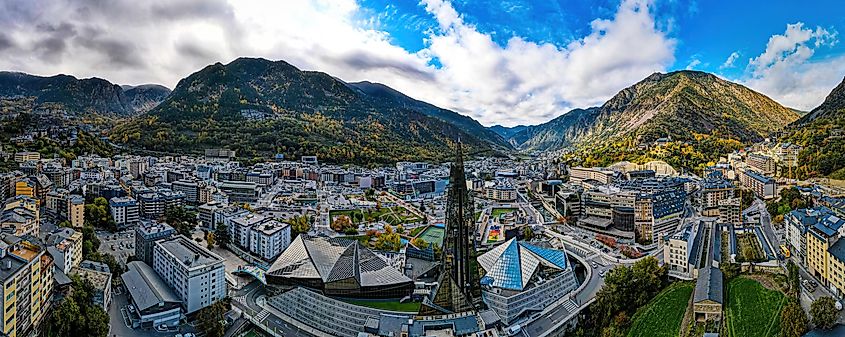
[
  {"x1": 98, "y1": 229, "x2": 135, "y2": 267},
  {"x1": 190, "y1": 228, "x2": 253, "y2": 289}
]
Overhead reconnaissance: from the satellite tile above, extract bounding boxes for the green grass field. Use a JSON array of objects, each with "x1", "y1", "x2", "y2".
[
  {"x1": 627, "y1": 282, "x2": 694, "y2": 337},
  {"x1": 342, "y1": 299, "x2": 421, "y2": 312},
  {"x1": 330, "y1": 206, "x2": 422, "y2": 225},
  {"x1": 490, "y1": 208, "x2": 517, "y2": 219},
  {"x1": 725, "y1": 277, "x2": 786, "y2": 337}
]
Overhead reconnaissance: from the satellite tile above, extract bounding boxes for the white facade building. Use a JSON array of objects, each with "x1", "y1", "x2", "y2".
[
  {"x1": 228, "y1": 212, "x2": 291, "y2": 261},
  {"x1": 152, "y1": 235, "x2": 227, "y2": 314},
  {"x1": 110, "y1": 197, "x2": 140, "y2": 229},
  {"x1": 248, "y1": 220, "x2": 292, "y2": 261}
]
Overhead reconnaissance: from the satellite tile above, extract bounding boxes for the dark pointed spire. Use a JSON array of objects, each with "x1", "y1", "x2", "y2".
[{"x1": 419, "y1": 140, "x2": 481, "y2": 315}]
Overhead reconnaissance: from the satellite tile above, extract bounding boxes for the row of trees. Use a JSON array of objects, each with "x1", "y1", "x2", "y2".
[
  {"x1": 767, "y1": 187, "x2": 810, "y2": 224},
  {"x1": 569, "y1": 257, "x2": 668, "y2": 336},
  {"x1": 84, "y1": 197, "x2": 116, "y2": 231},
  {"x1": 196, "y1": 300, "x2": 230, "y2": 337},
  {"x1": 781, "y1": 261, "x2": 809, "y2": 337},
  {"x1": 43, "y1": 276, "x2": 109, "y2": 337},
  {"x1": 780, "y1": 260, "x2": 841, "y2": 337},
  {"x1": 76, "y1": 205, "x2": 125, "y2": 279},
  {"x1": 374, "y1": 225, "x2": 402, "y2": 252}
]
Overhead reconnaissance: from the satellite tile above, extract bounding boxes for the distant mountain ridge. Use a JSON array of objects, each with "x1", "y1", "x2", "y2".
[
  {"x1": 498, "y1": 70, "x2": 799, "y2": 152},
  {"x1": 488, "y1": 125, "x2": 529, "y2": 139},
  {"x1": 783, "y1": 76, "x2": 845, "y2": 178},
  {"x1": 502, "y1": 108, "x2": 601, "y2": 152},
  {"x1": 794, "y1": 77, "x2": 845, "y2": 125},
  {"x1": 111, "y1": 57, "x2": 510, "y2": 163},
  {"x1": 346, "y1": 80, "x2": 507, "y2": 147},
  {"x1": 0, "y1": 71, "x2": 170, "y2": 116}
]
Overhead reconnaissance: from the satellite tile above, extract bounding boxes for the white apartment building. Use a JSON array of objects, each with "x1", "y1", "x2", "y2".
[
  {"x1": 569, "y1": 166, "x2": 616, "y2": 185},
  {"x1": 110, "y1": 197, "x2": 140, "y2": 230},
  {"x1": 152, "y1": 235, "x2": 227, "y2": 314},
  {"x1": 229, "y1": 213, "x2": 266, "y2": 248},
  {"x1": 227, "y1": 212, "x2": 291, "y2": 261},
  {"x1": 248, "y1": 220, "x2": 291, "y2": 261},
  {"x1": 664, "y1": 223, "x2": 702, "y2": 279}
]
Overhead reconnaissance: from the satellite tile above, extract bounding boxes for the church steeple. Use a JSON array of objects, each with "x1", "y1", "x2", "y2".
[{"x1": 419, "y1": 140, "x2": 481, "y2": 315}]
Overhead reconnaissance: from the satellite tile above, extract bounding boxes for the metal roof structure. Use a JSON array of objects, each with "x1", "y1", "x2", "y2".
[
  {"x1": 476, "y1": 238, "x2": 569, "y2": 291},
  {"x1": 693, "y1": 266, "x2": 723, "y2": 304},
  {"x1": 267, "y1": 235, "x2": 411, "y2": 287},
  {"x1": 121, "y1": 261, "x2": 181, "y2": 312}
]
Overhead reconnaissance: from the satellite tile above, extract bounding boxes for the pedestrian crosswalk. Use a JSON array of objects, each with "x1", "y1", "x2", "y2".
[
  {"x1": 562, "y1": 299, "x2": 578, "y2": 312},
  {"x1": 255, "y1": 309, "x2": 271, "y2": 322}
]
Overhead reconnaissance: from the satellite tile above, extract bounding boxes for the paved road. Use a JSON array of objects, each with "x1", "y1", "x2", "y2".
[
  {"x1": 790, "y1": 256, "x2": 845, "y2": 323},
  {"x1": 751, "y1": 199, "x2": 781, "y2": 253},
  {"x1": 523, "y1": 247, "x2": 607, "y2": 337},
  {"x1": 755, "y1": 198, "x2": 845, "y2": 323},
  {"x1": 231, "y1": 281, "x2": 313, "y2": 337}
]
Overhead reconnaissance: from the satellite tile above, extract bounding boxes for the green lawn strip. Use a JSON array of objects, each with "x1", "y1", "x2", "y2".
[
  {"x1": 490, "y1": 208, "x2": 517, "y2": 219},
  {"x1": 410, "y1": 226, "x2": 427, "y2": 237},
  {"x1": 763, "y1": 296, "x2": 787, "y2": 337},
  {"x1": 341, "y1": 299, "x2": 421, "y2": 312},
  {"x1": 627, "y1": 282, "x2": 694, "y2": 337},
  {"x1": 331, "y1": 206, "x2": 418, "y2": 225},
  {"x1": 725, "y1": 277, "x2": 785, "y2": 337}
]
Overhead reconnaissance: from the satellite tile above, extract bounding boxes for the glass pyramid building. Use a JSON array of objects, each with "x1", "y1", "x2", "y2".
[{"x1": 476, "y1": 238, "x2": 570, "y2": 291}]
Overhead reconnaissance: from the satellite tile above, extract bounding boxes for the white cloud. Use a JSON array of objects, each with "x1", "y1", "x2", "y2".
[
  {"x1": 0, "y1": 0, "x2": 676, "y2": 126},
  {"x1": 416, "y1": 0, "x2": 675, "y2": 125},
  {"x1": 742, "y1": 22, "x2": 844, "y2": 110},
  {"x1": 685, "y1": 58, "x2": 701, "y2": 70},
  {"x1": 720, "y1": 51, "x2": 739, "y2": 69}
]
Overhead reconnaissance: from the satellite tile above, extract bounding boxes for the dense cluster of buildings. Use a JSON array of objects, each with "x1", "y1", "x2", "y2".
[
  {"x1": 258, "y1": 146, "x2": 579, "y2": 337},
  {"x1": 786, "y1": 204, "x2": 845, "y2": 297},
  {"x1": 122, "y1": 220, "x2": 228, "y2": 327},
  {"x1": 552, "y1": 166, "x2": 688, "y2": 244}
]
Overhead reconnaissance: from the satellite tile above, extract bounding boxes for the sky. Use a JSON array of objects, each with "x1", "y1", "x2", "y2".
[{"x1": 1, "y1": 0, "x2": 844, "y2": 127}]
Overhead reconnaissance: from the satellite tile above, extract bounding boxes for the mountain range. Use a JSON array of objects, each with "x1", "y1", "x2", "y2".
[
  {"x1": 782, "y1": 76, "x2": 845, "y2": 178},
  {"x1": 109, "y1": 57, "x2": 509, "y2": 163},
  {"x1": 492, "y1": 71, "x2": 800, "y2": 153},
  {"x1": 0, "y1": 72, "x2": 170, "y2": 116},
  {"x1": 2, "y1": 58, "x2": 842, "y2": 174}
]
